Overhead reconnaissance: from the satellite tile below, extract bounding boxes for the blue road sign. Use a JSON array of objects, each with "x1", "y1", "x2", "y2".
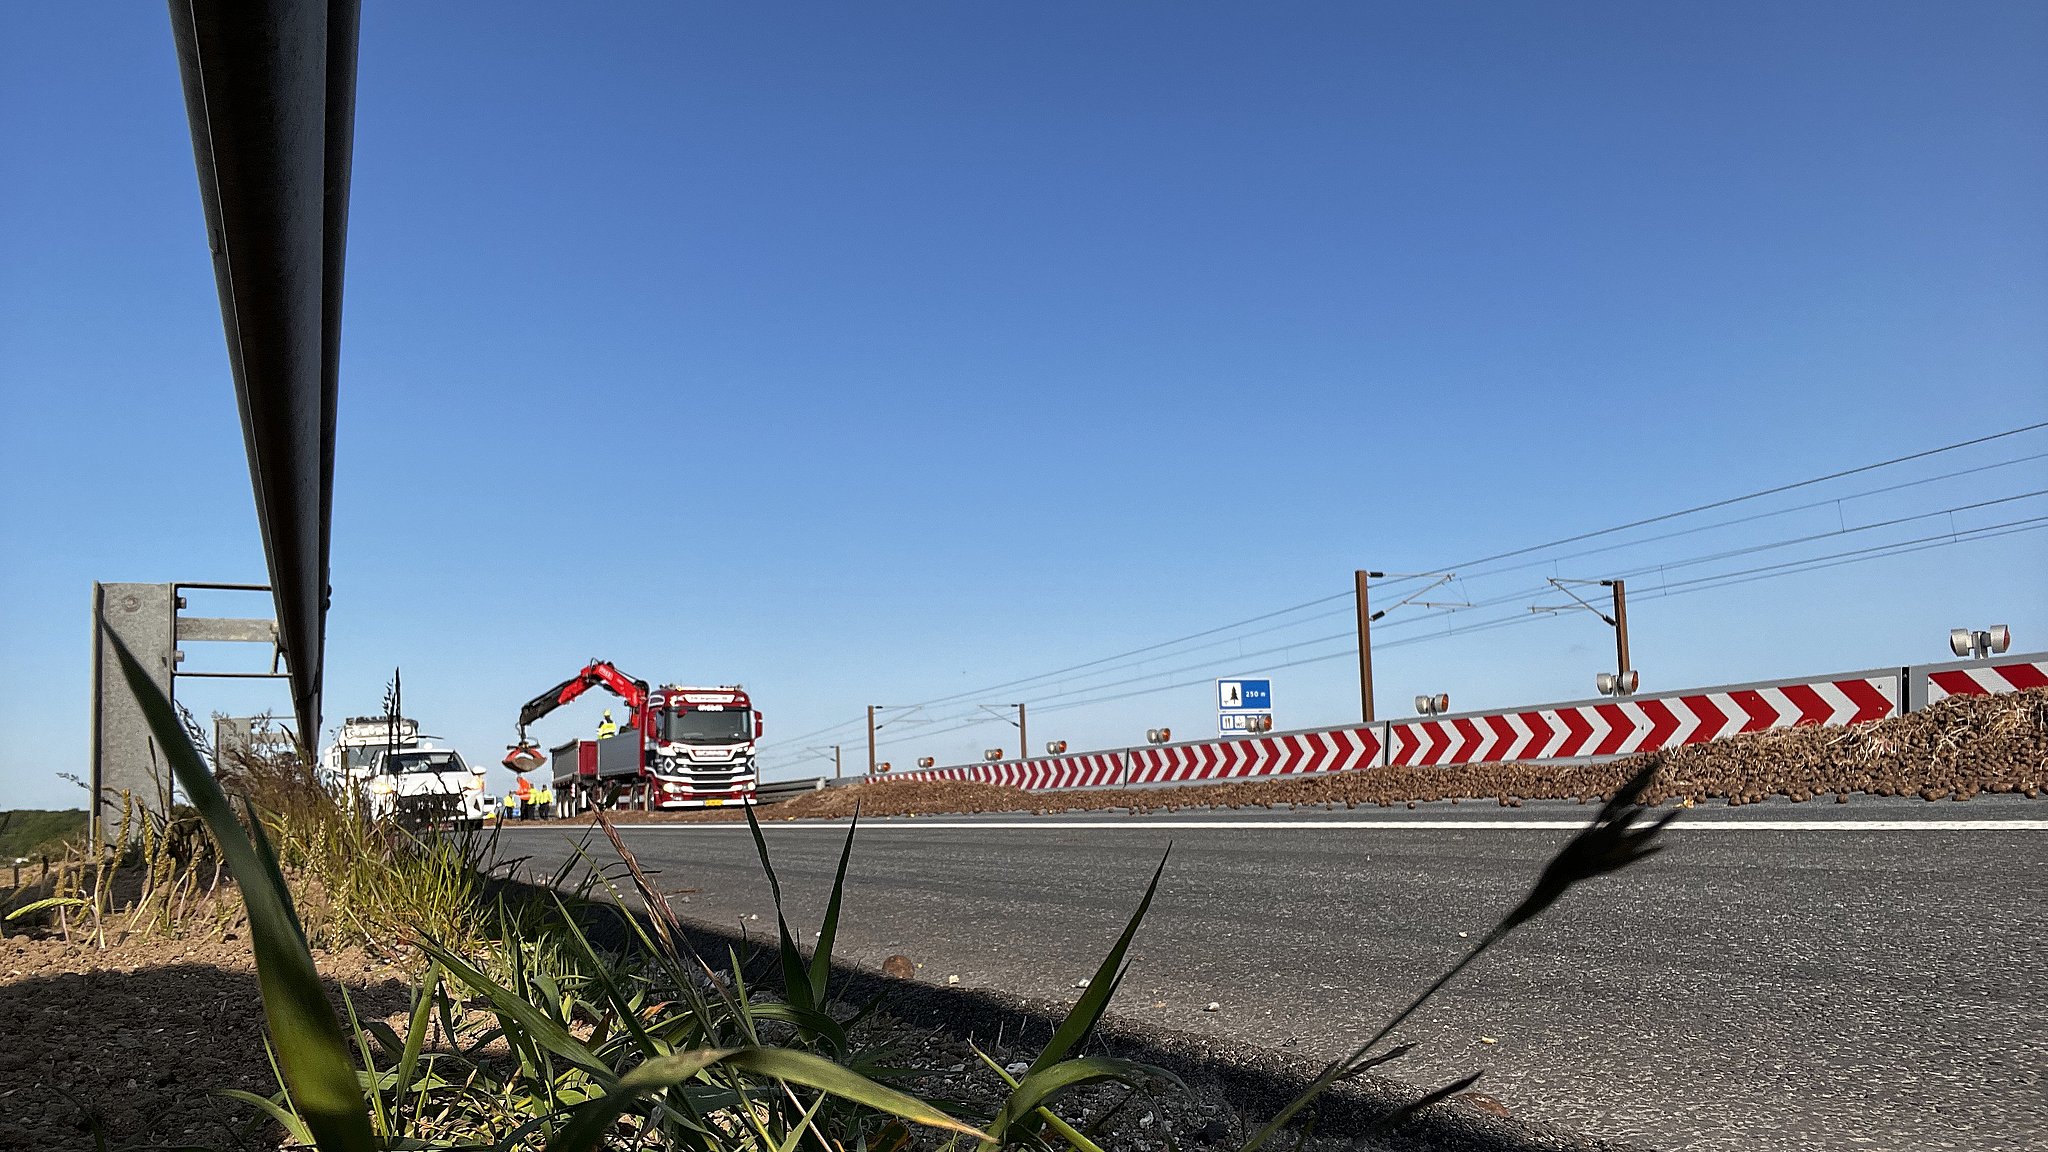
[{"x1": 1217, "y1": 679, "x2": 1271, "y2": 711}]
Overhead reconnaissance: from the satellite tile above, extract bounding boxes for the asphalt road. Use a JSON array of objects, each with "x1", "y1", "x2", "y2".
[{"x1": 499, "y1": 796, "x2": 2047, "y2": 1151}]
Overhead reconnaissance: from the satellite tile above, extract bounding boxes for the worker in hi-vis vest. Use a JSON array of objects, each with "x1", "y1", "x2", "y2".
[{"x1": 596, "y1": 709, "x2": 619, "y2": 738}]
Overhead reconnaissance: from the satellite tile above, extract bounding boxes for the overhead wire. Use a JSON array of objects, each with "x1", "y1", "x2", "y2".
[
  {"x1": 928, "y1": 512, "x2": 2048, "y2": 730},
  {"x1": 866, "y1": 498, "x2": 2048, "y2": 752},
  {"x1": 778, "y1": 424, "x2": 2048, "y2": 760}
]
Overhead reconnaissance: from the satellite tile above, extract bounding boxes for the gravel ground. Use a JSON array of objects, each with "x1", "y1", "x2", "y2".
[{"x1": 0, "y1": 930, "x2": 412, "y2": 1150}]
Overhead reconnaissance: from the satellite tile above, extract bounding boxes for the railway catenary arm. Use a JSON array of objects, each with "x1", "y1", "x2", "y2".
[{"x1": 167, "y1": 0, "x2": 360, "y2": 751}]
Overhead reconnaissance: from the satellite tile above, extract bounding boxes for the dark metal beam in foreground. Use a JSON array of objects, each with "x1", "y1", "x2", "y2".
[{"x1": 168, "y1": 0, "x2": 360, "y2": 749}]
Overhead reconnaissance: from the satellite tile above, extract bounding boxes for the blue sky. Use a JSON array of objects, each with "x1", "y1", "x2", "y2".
[{"x1": 3, "y1": 2, "x2": 2043, "y2": 808}]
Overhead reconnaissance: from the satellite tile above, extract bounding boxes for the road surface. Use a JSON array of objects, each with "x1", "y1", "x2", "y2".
[{"x1": 499, "y1": 796, "x2": 2047, "y2": 1151}]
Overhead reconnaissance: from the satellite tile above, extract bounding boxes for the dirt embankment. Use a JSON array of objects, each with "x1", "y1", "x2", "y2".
[{"x1": 552, "y1": 688, "x2": 2046, "y2": 824}]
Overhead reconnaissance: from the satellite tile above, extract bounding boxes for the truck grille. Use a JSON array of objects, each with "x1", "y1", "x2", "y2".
[{"x1": 651, "y1": 766, "x2": 756, "y2": 809}]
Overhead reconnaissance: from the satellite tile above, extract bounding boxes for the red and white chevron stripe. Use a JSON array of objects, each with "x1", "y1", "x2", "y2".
[
  {"x1": 874, "y1": 663, "x2": 2002, "y2": 790},
  {"x1": 1924, "y1": 657, "x2": 2048, "y2": 702},
  {"x1": 1124, "y1": 727, "x2": 1381, "y2": 786},
  {"x1": 886, "y1": 752, "x2": 1126, "y2": 790},
  {"x1": 1383, "y1": 675, "x2": 1898, "y2": 767}
]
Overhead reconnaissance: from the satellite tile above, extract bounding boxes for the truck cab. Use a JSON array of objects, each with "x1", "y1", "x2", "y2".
[{"x1": 646, "y1": 686, "x2": 761, "y2": 808}]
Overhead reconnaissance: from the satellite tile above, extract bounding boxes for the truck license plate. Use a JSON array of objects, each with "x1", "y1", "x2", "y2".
[{"x1": 704, "y1": 798, "x2": 724, "y2": 807}]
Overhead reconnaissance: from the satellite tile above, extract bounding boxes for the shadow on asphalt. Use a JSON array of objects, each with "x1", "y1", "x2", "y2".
[{"x1": 491, "y1": 871, "x2": 1652, "y2": 1152}]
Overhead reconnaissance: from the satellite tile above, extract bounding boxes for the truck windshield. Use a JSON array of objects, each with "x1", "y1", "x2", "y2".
[
  {"x1": 383, "y1": 751, "x2": 467, "y2": 774},
  {"x1": 662, "y1": 709, "x2": 751, "y2": 745}
]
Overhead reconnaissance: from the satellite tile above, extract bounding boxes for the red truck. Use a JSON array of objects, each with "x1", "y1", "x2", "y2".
[{"x1": 502, "y1": 660, "x2": 762, "y2": 811}]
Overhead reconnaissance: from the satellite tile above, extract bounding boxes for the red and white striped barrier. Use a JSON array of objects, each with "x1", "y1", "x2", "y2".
[
  {"x1": 880, "y1": 654, "x2": 2046, "y2": 792},
  {"x1": 1383, "y1": 675, "x2": 1898, "y2": 767},
  {"x1": 1124, "y1": 727, "x2": 1383, "y2": 785},
  {"x1": 1923, "y1": 656, "x2": 2048, "y2": 702},
  {"x1": 907, "y1": 753, "x2": 1125, "y2": 790}
]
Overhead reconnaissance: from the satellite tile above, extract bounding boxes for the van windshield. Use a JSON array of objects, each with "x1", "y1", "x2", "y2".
[{"x1": 382, "y1": 750, "x2": 467, "y2": 775}]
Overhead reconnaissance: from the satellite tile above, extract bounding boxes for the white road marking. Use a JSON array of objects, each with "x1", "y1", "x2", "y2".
[{"x1": 502, "y1": 818, "x2": 2048, "y2": 832}]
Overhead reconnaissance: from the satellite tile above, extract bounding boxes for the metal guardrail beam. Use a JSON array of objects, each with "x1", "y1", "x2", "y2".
[
  {"x1": 167, "y1": 0, "x2": 360, "y2": 749},
  {"x1": 754, "y1": 777, "x2": 830, "y2": 804}
]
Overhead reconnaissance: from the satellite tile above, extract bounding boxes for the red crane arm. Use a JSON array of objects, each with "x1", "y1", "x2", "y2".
[{"x1": 515, "y1": 660, "x2": 650, "y2": 737}]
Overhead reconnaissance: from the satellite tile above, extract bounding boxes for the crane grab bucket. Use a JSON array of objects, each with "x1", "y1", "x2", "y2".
[{"x1": 503, "y1": 742, "x2": 545, "y2": 773}]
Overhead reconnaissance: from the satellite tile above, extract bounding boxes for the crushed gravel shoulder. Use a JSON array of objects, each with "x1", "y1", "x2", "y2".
[{"x1": 1, "y1": 929, "x2": 413, "y2": 1150}]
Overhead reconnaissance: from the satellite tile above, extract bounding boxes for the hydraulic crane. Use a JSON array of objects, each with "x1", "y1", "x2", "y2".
[{"x1": 502, "y1": 659, "x2": 649, "y2": 771}]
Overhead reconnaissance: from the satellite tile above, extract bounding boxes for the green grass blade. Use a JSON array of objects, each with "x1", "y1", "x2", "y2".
[
  {"x1": 546, "y1": 892, "x2": 660, "y2": 1058},
  {"x1": 338, "y1": 986, "x2": 390, "y2": 1138},
  {"x1": 110, "y1": 633, "x2": 375, "y2": 1151},
  {"x1": 551, "y1": 1048, "x2": 735, "y2": 1152},
  {"x1": 216, "y1": 1089, "x2": 314, "y2": 1146},
  {"x1": 240, "y1": 791, "x2": 304, "y2": 941},
  {"x1": 987, "y1": 1056, "x2": 1172, "y2": 1146},
  {"x1": 411, "y1": 932, "x2": 616, "y2": 1082},
  {"x1": 971, "y1": 1045, "x2": 1111, "y2": 1152},
  {"x1": 723, "y1": 1048, "x2": 988, "y2": 1140},
  {"x1": 1028, "y1": 848, "x2": 1169, "y2": 1077},
  {"x1": 389, "y1": 961, "x2": 440, "y2": 1129},
  {"x1": 742, "y1": 803, "x2": 816, "y2": 1015},
  {"x1": 807, "y1": 807, "x2": 860, "y2": 1006},
  {"x1": 743, "y1": 1000, "x2": 850, "y2": 1055}
]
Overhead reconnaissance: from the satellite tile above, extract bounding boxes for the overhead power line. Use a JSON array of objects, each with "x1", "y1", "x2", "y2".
[
  {"x1": 1433, "y1": 421, "x2": 2048, "y2": 574},
  {"x1": 876, "y1": 512, "x2": 2048, "y2": 737},
  {"x1": 777, "y1": 423, "x2": 2048, "y2": 759},
  {"x1": 862, "y1": 501, "x2": 2048, "y2": 754}
]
